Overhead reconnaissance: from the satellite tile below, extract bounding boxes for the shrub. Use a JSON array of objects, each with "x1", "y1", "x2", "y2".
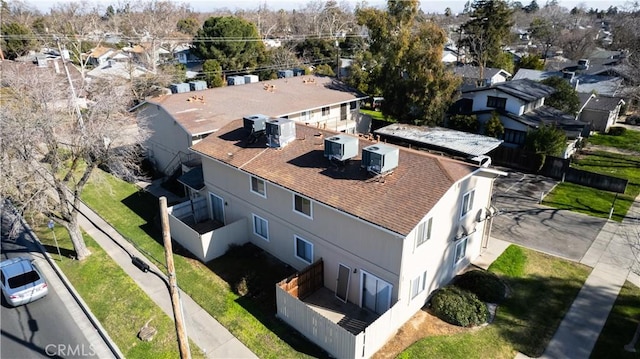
[
  {"x1": 626, "y1": 115, "x2": 639, "y2": 125},
  {"x1": 489, "y1": 245, "x2": 526, "y2": 277},
  {"x1": 608, "y1": 126, "x2": 627, "y2": 136},
  {"x1": 454, "y1": 270, "x2": 507, "y2": 303},
  {"x1": 430, "y1": 286, "x2": 489, "y2": 327}
]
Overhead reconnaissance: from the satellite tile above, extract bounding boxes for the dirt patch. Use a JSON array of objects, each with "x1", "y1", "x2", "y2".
[
  {"x1": 583, "y1": 144, "x2": 640, "y2": 157},
  {"x1": 372, "y1": 308, "x2": 469, "y2": 359}
]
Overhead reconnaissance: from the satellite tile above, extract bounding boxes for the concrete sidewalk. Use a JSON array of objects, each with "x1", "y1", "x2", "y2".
[
  {"x1": 541, "y1": 194, "x2": 640, "y2": 359},
  {"x1": 473, "y1": 194, "x2": 640, "y2": 359},
  {"x1": 76, "y1": 200, "x2": 257, "y2": 359}
]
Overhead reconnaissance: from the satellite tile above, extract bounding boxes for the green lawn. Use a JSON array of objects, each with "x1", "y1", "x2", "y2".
[
  {"x1": 82, "y1": 170, "x2": 324, "y2": 358},
  {"x1": 591, "y1": 281, "x2": 640, "y2": 358},
  {"x1": 588, "y1": 128, "x2": 640, "y2": 152},
  {"x1": 360, "y1": 108, "x2": 393, "y2": 122},
  {"x1": 32, "y1": 224, "x2": 204, "y2": 359},
  {"x1": 543, "y1": 151, "x2": 640, "y2": 222},
  {"x1": 399, "y1": 245, "x2": 591, "y2": 359}
]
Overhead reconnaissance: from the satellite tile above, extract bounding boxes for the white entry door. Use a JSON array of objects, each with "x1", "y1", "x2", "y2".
[
  {"x1": 361, "y1": 271, "x2": 391, "y2": 315},
  {"x1": 209, "y1": 193, "x2": 224, "y2": 223}
]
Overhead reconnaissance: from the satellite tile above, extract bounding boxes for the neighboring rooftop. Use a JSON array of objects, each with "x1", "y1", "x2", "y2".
[
  {"x1": 582, "y1": 95, "x2": 625, "y2": 111},
  {"x1": 452, "y1": 65, "x2": 511, "y2": 80},
  {"x1": 143, "y1": 75, "x2": 368, "y2": 136},
  {"x1": 374, "y1": 123, "x2": 503, "y2": 157},
  {"x1": 463, "y1": 79, "x2": 555, "y2": 102},
  {"x1": 512, "y1": 69, "x2": 623, "y2": 96},
  {"x1": 191, "y1": 121, "x2": 478, "y2": 236},
  {"x1": 503, "y1": 106, "x2": 587, "y2": 139}
]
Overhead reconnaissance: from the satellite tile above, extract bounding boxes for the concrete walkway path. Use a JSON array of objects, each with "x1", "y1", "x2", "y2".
[
  {"x1": 541, "y1": 194, "x2": 640, "y2": 359},
  {"x1": 76, "y1": 200, "x2": 257, "y2": 359},
  {"x1": 474, "y1": 194, "x2": 640, "y2": 359}
]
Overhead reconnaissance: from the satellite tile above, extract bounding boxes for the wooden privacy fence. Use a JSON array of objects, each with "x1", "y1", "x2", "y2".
[{"x1": 278, "y1": 259, "x2": 324, "y2": 299}]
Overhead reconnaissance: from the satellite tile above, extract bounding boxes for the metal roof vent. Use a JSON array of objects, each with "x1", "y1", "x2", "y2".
[
  {"x1": 324, "y1": 134, "x2": 359, "y2": 162},
  {"x1": 361, "y1": 143, "x2": 399, "y2": 175},
  {"x1": 266, "y1": 118, "x2": 296, "y2": 148}
]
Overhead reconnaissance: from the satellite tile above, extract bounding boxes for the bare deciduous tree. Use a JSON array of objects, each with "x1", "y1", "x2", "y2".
[
  {"x1": 48, "y1": 2, "x2": 103, "y2": 82},
  {"x1": 0, "y1": 62, "x2": 148, "y2": 260}
]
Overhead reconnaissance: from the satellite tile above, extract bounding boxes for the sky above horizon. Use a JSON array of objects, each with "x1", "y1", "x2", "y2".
[{"x1": 29, "y1": 0, "x2": 639, "y2": 15}]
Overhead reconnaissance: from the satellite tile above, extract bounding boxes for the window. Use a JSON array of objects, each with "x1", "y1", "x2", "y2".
[
  {"x1": 454, "y1": 237, "x2": 468, "y2": 264},
  {"x1": 252, "y1": 214, "x2": 269, "y2": 241},
  {"x1": 416, "y1": 218, "x2": 433, "y2": 247},
  {"x1": 503, "y1": 129, "x2": 527, "y2": 145},
  {"x1": 486, "y1": 96, "x2": 507, "y2": 110},
  {"x1": 294, "y1": 194, "x2": 312, "y2": 218},
  {"x1": 461, "y1": 190, "x2": 475, "y2": 218},
  {"x1": 350, "y1": 101, "x2": 357, "y2": 110},
  {"x1": 295, "y1": 236, "x2": 313, "y2": 264},
  {"x1": 250, "y1": 176, "x2": 266, "y2": 197},
  {"x1": 411, "y1": 271, "x2": 427, "y2": 299},
  {"x1": 322, "y1": 106, "x2": 330, "y2": 116}
]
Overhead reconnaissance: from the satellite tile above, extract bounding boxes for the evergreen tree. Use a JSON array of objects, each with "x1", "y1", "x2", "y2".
[
  {"x1": 485, "y1": 112, "x2": 504, "y2": 138},
  {"x1": 192, "y1": 16, "x2": 267, "y2": 74},
  {"x1": 517, "y1": 54, "x2": 545, "y2": 70},
  {"x1": 202, "y1": 59, "x2": 225, "y2": 88},
  {"x1": 461, "y1": 0, "x2": 514, "y2": 79},
  {"x1": 541, "y1": 77, "x2": 580, "y2": 115},
  {"x1": 356, "y1": 0, "x2": 461, "y2": 126},
  {"x1": 1, "y1": 22, "x2": 38, "y2": 60},
  {"x1": 448, "y1": 114, "x2": 479, "y2": 133},
  {"x1": 525, "y1": 124, "x2": 567, "y2": 169}
]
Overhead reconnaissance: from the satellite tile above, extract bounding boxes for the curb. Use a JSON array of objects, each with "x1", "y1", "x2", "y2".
[{"x1": 19, "y1": 215, "x2": 125, "y2": 359}]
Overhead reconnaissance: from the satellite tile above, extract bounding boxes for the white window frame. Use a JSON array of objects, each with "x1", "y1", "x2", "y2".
[
  {"x1": 294, "y1": 235, "x2": 313, "y2": 264},
  {"x1": 416, "y1": 217, "x2": 433, "y2": 247},
  {"x1": 454, "y1": 237, "x2": 468, "y2": 265},
  {"x1": 293, "y1": 194, "x2": 312, "y2": 218},
  {"x1": 460, "y1": 189, "x2": 475, "y2": 218},
  {"x1": 411, "y1": 271, "x2": 428, "y2": 299},
  {"x1": 250, "y1": 176, "x2": 266, "y2": 197},
  {"x1": 322, "y1": 106, "x2": 330, "y2": 116},
  {"x1": 252, "y1": 214, "x2": 269, "y2": 241}
]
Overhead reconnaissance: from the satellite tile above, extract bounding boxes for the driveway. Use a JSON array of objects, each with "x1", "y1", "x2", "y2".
[{"x1": 490, "y1": 168, "x2": 608, "y2": 261}]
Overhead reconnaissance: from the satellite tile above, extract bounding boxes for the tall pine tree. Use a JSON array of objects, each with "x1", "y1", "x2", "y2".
[
  {"x1": 356, "y1": 0, "x2": 461, "y2": 126},
  {"x1": 461, "y1": 0, "x2": 514, "y2": 80}
]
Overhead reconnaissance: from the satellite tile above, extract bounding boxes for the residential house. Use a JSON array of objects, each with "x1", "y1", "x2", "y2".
[
  {"x1": 577, "y1": 93, "x2": 625, "y2": 132},
  {"x1": 169, "y1": 119, "x2": 504, "y2": 358},
  {"x1": 136, "y1": 75, "x2": 369, "y2": 176},
  {"x1": 457, "y1": 79, "x2": 589, "y2": 158},
  {"x1": 442, "y1": 46, "x2": 460, "y2": 64},
  {"x1": 86, "y1": 46, "x2": 117, "y2": 67},
  {"x1": 512, "y1": 68, "x2": 624, "y2": 96},
  {"x1": 452, "y1": 65, "x2": 512, "y2": 91}
]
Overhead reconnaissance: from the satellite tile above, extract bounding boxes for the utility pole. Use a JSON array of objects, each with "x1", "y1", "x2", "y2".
[
  {"x1": 159, "y1": 197, "x2": 191, "y2": 359},
  {"x1": 55, "y1": 37, "x2": 84, "y2": 130}
]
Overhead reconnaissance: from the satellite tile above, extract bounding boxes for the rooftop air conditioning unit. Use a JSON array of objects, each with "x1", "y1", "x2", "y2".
[
  {"x1": 266, "y1": 118, "x2": 296, "y2": 148},
  {"x1": 324, "y1": 135, "x2": 359, "y2": 161},
  {"x1": 361, "y1": 143, "x2": 399, "y2": 174},
  {"x1": 243, "y1": 114, "x2": 269, "y2": 133}
]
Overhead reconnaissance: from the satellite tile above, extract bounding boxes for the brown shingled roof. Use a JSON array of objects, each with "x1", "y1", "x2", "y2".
[
  {"x1": 145, "y1": 75, "x2": 367, "y2": 136},
  {"x1": 191, "y1": 120, "x2": 477, "y2": 236}
]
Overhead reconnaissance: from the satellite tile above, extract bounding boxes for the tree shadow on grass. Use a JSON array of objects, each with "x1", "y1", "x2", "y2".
[
  {"x1": 119, "y1": 190, "x2": 200, "y2": 262},
  {"x1": 493, "y1": 274, "x2": 587, "y2": 357},
  {"x1": 206, "y1": 243, "x2": 330, "y2": 358}
]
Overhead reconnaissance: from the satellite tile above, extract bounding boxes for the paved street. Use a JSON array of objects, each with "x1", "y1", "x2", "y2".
[
  {"x1": 1, "y1": 205, "x2": 116, "y2": 359},
  {"x1": 491, "y1": 169, "x2": 608, "y2": 261}
]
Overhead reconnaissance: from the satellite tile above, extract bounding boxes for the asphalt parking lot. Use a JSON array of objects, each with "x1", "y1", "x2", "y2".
[{"x1": 490, "y1": 168, "x2": 608, "y2": 261}]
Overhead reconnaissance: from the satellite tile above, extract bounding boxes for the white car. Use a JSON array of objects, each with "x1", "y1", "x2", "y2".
[{"x1": 1, "y1": 257, "x2": 49, "y2": 306}]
